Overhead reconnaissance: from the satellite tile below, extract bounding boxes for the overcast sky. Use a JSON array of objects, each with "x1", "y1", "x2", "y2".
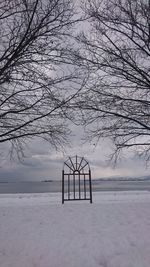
[
  {"x1": 0, "y1": 123, "x2": 149, "y2": 182},
  {"x1": 0, "y1": 1, "x2": 149, "y2": 183}
]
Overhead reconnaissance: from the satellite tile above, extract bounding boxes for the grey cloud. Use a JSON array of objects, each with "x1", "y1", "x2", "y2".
[{"x1": 0, "y1": 125, "x2": 149, "y2": 182}]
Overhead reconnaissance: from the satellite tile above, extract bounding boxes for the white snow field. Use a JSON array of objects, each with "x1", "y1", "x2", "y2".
[{"x1": 1, "y1": 191, "x2": 150, "y2": 267}]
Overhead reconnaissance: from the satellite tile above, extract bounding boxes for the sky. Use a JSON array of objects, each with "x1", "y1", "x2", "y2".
[
  {"x1": 0, "y1": 123, "x2": 149, "y2": 182},
  {"x1": 0, "y1": 1, "x2": 149, "y2": 183}
]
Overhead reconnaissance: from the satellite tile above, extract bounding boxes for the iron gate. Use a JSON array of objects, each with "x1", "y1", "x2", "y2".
[{"x1": 62, "y1": 155, "x2": 92, "y2": 204}]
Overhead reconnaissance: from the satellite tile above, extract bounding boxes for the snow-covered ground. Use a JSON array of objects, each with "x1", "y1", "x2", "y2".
[{"x1": 1, "y1": 191, "x2": 150, "y2": 267}]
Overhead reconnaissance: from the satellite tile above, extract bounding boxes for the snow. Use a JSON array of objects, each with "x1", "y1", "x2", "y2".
[{"x1": 0, "y1": 191, "x2": 150, "y2": 267}]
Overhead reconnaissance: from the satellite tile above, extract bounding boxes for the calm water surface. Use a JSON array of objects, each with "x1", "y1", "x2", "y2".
[{"x1": 1, "y1": 180, "x2": 150, "y2": 194}]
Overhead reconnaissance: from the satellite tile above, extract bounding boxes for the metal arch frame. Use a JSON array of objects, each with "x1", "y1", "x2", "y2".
[{"x1": 62, "y1": 155, "x2": 92, "y2": 204}]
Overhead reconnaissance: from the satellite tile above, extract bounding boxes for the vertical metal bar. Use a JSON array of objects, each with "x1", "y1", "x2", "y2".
[
  {"x1": 84, "y1": 174, "x2": 86, "y2": 199},
  {"x1": 73, "y1": 172, "x2": 75, "y2": 199},
  {"x1": 62, "y1": 170, "x2": 64, "y2": 204},
  {"x1": 68, "y1": 174, "x2": 70, "y2": 200},
  {"x1": 79, "y1": 172, "x2": 81, "y2": 199},
  {"x1": 76, "y1": 155, "x2": 77, "y2": 169},
  {"x1": 89, "y1": 169, "x2": 92, "y2": 203}
]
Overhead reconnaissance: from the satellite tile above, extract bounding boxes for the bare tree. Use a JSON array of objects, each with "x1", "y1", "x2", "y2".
[
  {"x1": 0, "y1": 0, "x2": 83, "y2": 157},
  {"x1": 75, "y1": 0, "x2": 150, "y2": 162}
]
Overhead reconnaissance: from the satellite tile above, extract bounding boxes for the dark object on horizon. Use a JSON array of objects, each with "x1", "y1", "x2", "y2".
[
  {"x1": 42, "y1": 180, "x2": 53, "y2": 183},
  {"x1": 62, "y1": 155, "x2": 92, "y2": 204}
]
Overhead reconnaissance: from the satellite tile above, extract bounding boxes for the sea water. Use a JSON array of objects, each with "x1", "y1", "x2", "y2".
[{"x1": 0, "y1": 179, "x2": 150, "y2": 193}]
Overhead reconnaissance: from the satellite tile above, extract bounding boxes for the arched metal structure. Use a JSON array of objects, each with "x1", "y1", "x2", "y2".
[{"x1": 62, "y1": 155, "x2": 92, "y2": 204}]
